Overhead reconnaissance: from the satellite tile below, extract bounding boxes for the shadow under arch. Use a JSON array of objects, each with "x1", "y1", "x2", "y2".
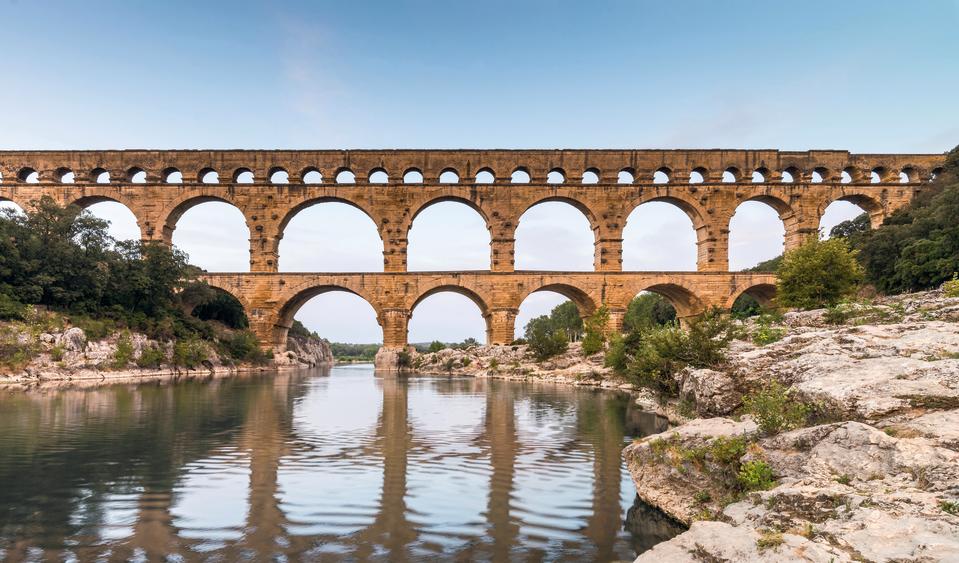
[
  {"x1": 725, "y1": 282, "x2": 777, "y2": 310},
  {"x1": 185, "y1": 283, "x2": 253, "y2": 328},
  {"x1": 517, "y1": 282, "x2": 598, "y2": 318},
  {"x1": 275, "y1": 284, "x2": 382, "y2": 350},
  {"x1": 819, "y1": 192, "x2": 885, "y2": 229},
  {"x1": 629, "y1": 282, "x2": 706, "y2": 319}
]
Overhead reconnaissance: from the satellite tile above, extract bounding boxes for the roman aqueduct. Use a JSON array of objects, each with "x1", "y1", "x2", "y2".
[{"x1": 0, "y1": 149, "x2": 945, "y2": 361}]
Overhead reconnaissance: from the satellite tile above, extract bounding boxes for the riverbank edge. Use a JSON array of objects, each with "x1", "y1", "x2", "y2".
[{"x1": 0, "y1": 362, "x2": 326, "y2": 390}]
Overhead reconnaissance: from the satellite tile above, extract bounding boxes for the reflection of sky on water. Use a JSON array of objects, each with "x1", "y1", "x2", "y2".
[
  {"x1": 406, "y1": 383, "x2": 489, "y2": 548},
  {"x1": 0, "y1": 367, "x2": 682, "y2": 560},
  {"x1": 170, "y1": 447, "x2": 250, "y2": 545}
]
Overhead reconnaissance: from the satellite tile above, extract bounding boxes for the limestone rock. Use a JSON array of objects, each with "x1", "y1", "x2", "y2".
[
  {"x1": 678, "y1": 367, "x2": 741, "y2": 416},
  {"x1": 622, "y1": 418, "x2": 758, "y2": 524},
  {"x1": 634, "y1": 521, "x2": 850, "y2": 562},
  {"x1": 60, "y1": 327, "x2": 86, "y2": 352}
]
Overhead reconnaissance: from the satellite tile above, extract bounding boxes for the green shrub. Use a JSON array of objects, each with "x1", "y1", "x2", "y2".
[
  {"x1": 744, "y1": 380, "x2": 811, "y2": 435},
  {"x1": 941, "y1": 501, "x2": 959, "y2": 515},
  {"x1": 50, "y1": 345, "x2": 65, "y2": 362},
  {"x1": 752, "y1": 314, "x2": 785, "y2": 346},
  {"x1": 945, "y1": 274, "x2": 959, "y2": 298},
  {"x1": 738, "y1": 460, "x2": 776, "y2": 491},
  {"x1": 428, "y1": 340, "x2": 444, "y2": 353},
  {"x1": 172, "y1": 339, "x2": 208, "y2": 369},
  {"x1": 111, "y1": 332, "x2": 134, "y2": 369},
  {"x1": 777, "y1": 236, "x2": 863, "y2": 310},
  {"x1": 525, "y1": 315, "x2": 568, "y2": 361},
  {"x1": 581, "y1": 305, "x2": 608, "y2": 356},
  {"x1": 224, "y1": 330, "x2": 269, "y2": 364},
  {"x1": 824, "y1": 304, "x2": 851, "y2": 325},
  {"x1": 136, "y1": 345, "x2": 166, "y2": 368},
  {"x1": 70, "y1": 315, "x2": 114, "y2": 341},
  {"x1": 755, "y1": 529, "x2": 784, "y2": 551},
  {"x1": 625, "y1": 309, "x2": 735, "y2": 395},
  {"x1": 397, "y1": 350, "x2": 412, "y2": 368}
]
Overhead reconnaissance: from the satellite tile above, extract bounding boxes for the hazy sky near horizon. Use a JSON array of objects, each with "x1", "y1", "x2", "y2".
[{"x1": 1, "y1": 0, "x2": 957, "y2": 343}]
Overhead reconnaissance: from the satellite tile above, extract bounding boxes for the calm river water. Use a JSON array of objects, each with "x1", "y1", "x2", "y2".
[{"x1": 0, "y1": 365, "x2": 682, "y2": 561}]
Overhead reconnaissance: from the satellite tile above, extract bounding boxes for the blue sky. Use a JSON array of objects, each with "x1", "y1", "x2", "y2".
[{"x1": 1, "y1": 0, "x2": 957, "y2": 343}]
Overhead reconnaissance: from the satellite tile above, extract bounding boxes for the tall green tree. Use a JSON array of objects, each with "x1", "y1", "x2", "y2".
[{"x1": 776, "y1": 236, "x2": 863, "y2": 309}]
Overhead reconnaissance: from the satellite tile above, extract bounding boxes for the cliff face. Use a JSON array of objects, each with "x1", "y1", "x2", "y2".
[
  {"x1": 277, "y1": 334, "x2": 334, "y2": 368},
  {"x1": 0, "y1": 317, "x2": 334, "y2": 383},
  {"x1": 625, "y1": 287, "x2": 959, "y2": 562}
]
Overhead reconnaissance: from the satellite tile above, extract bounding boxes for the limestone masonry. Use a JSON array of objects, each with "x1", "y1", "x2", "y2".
[{"x1": 0, "y1": 149, "x2": 945, "y2": 352}]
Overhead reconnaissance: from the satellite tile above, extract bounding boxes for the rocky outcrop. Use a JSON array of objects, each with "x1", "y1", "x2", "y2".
[
  {"x1": 677, "y1": 367, "x2": 742, "y2": 416},
  {"x1": 2, "y1": 321, "x2": 333, "y2": 383},
  {"x1": 626, "y1": 288, "x2": 959, "y2": 563},
  {"x1": 407, "y1": 341, "x2": 643, "y2": 392},
  {"x1": 276, "y1": 334, "x2": 334, "y2": 367}
]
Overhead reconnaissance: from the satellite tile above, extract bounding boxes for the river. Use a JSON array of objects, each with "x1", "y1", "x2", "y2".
[{"x1": 0, "y1": 364, "x2": 683, "y2": 561}]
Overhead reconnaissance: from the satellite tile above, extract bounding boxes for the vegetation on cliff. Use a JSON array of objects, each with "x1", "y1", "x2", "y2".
[{"x1": 0, "y1": 197, "x2": 269, "y2": 370}]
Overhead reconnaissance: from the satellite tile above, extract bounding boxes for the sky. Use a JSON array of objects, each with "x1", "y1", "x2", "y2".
[{"x1": 1, "y1": 0, "x2": 957, "y2": 344}]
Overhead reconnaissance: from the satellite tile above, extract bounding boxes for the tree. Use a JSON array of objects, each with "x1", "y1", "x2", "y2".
[
  {"x1": 549, "y1": 300, "x2": 583, "y2": 341},
  {"x1": 428, "y1": 340, "x2": 444, "y2": 353},
  {"x1": 837, "y1": 145, "x2": 959, "y2": 294},
  {"x1": 581, "y1": 305, "x2": 609, "y2": 356},
  {"x1": 623, "y1": 293, "x2": 676, "y2": 332},
  {"x1": 524, "y1": 315, "x2": 568, "y2": 361},
  {"x1": 829, "y1": 213, "x2": 870, "y2": 240},
  {"x1": 776, "y1": 236, "x2": 863, "y2": 309}
]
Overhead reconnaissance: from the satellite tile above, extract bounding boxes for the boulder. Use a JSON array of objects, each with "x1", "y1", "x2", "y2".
[
  {"x1": 678, "y1": 367, "x2": 741, "y2": 416},
  {"x1": 59, "y1": 327, "x2": 86, "y2": 352},
  {"x1": 622, "y1": 417, "x2": 758, "y2": 524},
  {"x1": 634, "y1": 520, "x2": 850, "y2": 562}
]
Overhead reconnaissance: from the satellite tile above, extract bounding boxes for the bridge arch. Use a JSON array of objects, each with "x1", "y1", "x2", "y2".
[
  {"x1": 819, "y1": 191, "x2": 885, "y2": 229},
  {"x1": 279, "y1": 198, "x2": 384, "y2": 272},
  {"x1": 516, "y1": 282, "x2": 598, "y2": 318},
  {"x1": 408, "y1": 198, "x2": 490, "y2": 271},
  {"x1": 276, "y1": 284, "x2": 382, "y2": 350},
  {"x1": 160, "y1": 194, "x2": 246, "y2": 241},
  {"x1": 69, "y1": 195, "x2": 143, "y2": 241},
  {"x1": 408, "y1": 284, "x2": 491, "y2": 344},
  {"x1": 514, "y1": 196, "x2": 599, "y2": 271},
  {"x1": 625, "y1": 281, "x2": 706, "y2": 319},
  {"x1": 725, "y1": 282, "x2": 777, "y2": 310}
]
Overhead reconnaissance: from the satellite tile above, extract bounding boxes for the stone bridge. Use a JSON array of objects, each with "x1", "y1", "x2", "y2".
[{"x1": 0, "y1": 149, "x2": 944, "y2": 357}]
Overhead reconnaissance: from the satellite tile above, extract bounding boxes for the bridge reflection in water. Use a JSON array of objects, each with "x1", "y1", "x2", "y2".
[{"x1": 0, "y1": 367, "x2": 681, "y2": 561}]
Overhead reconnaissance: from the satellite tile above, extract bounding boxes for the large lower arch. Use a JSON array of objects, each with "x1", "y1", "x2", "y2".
[
  {"x1": 408, "y1": 285, "x2": 489, "y2": 345},
  {"x1": 516, "y1": 282, "x2": 598, "y2": 318},
  {"x1": 515, "y1": 198, "x2": 597, "y2": 271},
  {"x1": 165, "y1": 197, "x2": 250, "y2": 272},
  {"x1": 278, "y1": 199, "x2": 383, "y2": 272},
  {"x1": 725, "y1": 282, "x2": 777, "y2": 311},
  {"x1": 407, "y1": 198, "x2": 491, "y2": 271},
  {"x1": 275, "y1": 285, "x2": 382, "y2": 350},
  {"x1": 625, "y1": 282, "x2": 706, "y2": 320}
]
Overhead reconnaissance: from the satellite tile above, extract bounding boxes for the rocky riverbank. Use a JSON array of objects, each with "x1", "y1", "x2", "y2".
[
  {"x1": 0, "y1": 318, "x2": 333, "y2": 385},
  {"x1": 625, "y1": 288, "x2": 959, "y2": 562},
  {"x1": 404, "y1": 341, "x2": 660, "y2": 397}
]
